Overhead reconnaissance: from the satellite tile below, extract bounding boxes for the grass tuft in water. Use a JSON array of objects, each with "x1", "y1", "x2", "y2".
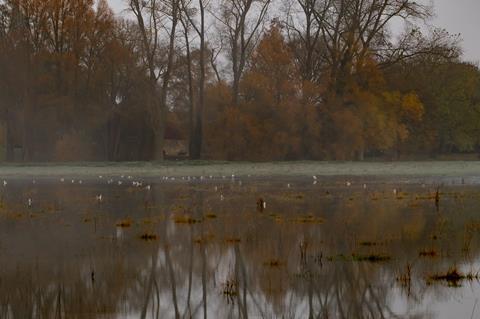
[
  {"x1": 428, "y1": 267, "x2": 480, "y2": 287},
  {"x1": 139, "y1": 233, "x2": 157, "y2": 241}
]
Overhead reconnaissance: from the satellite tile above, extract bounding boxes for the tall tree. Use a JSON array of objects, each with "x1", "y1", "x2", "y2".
[
  {"x1": 129, "y1": 0, "x2": 180, "y2": 160},
  {"x1": 180, "y1": 0, "x2": 208, "y2": 159},
  {"x1": 214, "y1": 0, "x2": 271, "y2": 106}
]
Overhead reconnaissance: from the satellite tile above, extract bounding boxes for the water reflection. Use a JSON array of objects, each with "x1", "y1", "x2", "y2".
[{"x1": 0, "y1": 177, "x2": 479, "y2": 318}]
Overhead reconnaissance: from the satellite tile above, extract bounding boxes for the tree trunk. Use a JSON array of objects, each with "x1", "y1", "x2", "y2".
[{"x1": 153, "y1": 119, "x2": 165, "y2": 161}]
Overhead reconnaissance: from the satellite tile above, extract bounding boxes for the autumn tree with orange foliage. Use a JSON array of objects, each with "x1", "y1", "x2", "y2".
[
  {"x1": 0, "y1": 0, "x2": 478, "y2": 162},
  {"x1": 204, "y1": 24, "x2": 322, "y2": 160}
]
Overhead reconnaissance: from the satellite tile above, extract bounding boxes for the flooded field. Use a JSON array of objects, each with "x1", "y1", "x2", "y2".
[{"x1": 1, "y1": 168, "x2": 480, "y2": 318}]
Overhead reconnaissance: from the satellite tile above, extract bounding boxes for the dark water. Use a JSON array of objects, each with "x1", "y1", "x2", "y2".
[{"x1": 0, "y1": 176, "x2": 479, "y2": 318}]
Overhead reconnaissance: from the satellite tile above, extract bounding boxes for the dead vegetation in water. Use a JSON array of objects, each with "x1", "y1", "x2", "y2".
[
  {"x1": 222, "y1": 279, "x2": 238, "y2": 304},
  {"x1": 396, "y1": 263, "x2": 412, "y2": 296},
  {"x1": 193, "y1": 234, "x2": 215, "y2": 245},
  {"x1": 359, "y1": 241, "x2": 386, "y2": 247},
  {"x1": 291, "y1": 215, "x2": 325, "y2": 224},
  {"x1": 327, "y1": 253, "x2": 391, "y2": 263},
  {"x1": 204, "y1": 212, "x2": 217, "y2": 219},
  {"x1": 172, "y1": 215, "x2": 202, "y2": 224},
  {"x1": 263, "y1": 259, "x2": 283, "y2": 268},
  {"x1": 139, "y1": 233, "x2": 157, "y2": 241},
  {"x1": 281, "y1": 192, "x2": 305, "y2": 200},
  {"x1": 427, "y1": 267, "x2": 480, "y2": 287},
  {"x1": 418, "y1": 249, "x2": 438, "y2": 258},
  {"x1": 116, "y1": 219, "x2": 133, "y2": 228},
  {"x1": 224, "y1": 237, "x2": 241, "y2": 244}
]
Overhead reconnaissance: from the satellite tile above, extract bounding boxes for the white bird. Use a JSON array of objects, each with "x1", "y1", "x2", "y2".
[
  {"x1": 118, "y1": 181, "x2": 123, "y2": 185},
  {"x1": 99, "y1": 175, "x2": 103, "y2": 179},
  {"x1": 96, "y1": 194, "x2": 103, "y2": 202},
  {"x1": 363, "y1": 184, "x2": 367, "y2": 189},
  {"x1": 313, "y1": 180, "x2": 318, "y2": 185},
  {"x1": 78, "y1": 180, "x2": 82, "y2": 184},
  {"x1": 27, "y1": 198, "x2": 32, "y2": 208},
  {"x1": 287, "y1": 183, "x2": 291, "y2": 188},
  {"x1": 346, "y1": 181, "x2": 352, "y2": 187},
  {"x1": 145, "y1": 185, "x2": 151, "y2": 191},
  {"x1": 60, "y1": 178, "x2": 65, "y2": 183},
  {"x1": 3, "y1": 180, "x2": 7, "y2": 187},
  {"x1": 263, "y1": 201, "x2": 267, "y2": 209},
  {"x1": 313, "y1": 175, "x2": 317, "y2": 180},
  {"x1": 393, "y1": 189, "x2": 397, "y2": 195},
  {"x1": 71, "y1": 179, "x2": 75, "y2": 184},
  {"x1": 214, "y1": 186, "x2": 218, "y2": 192},
  {"x1": 220, "y1": 194, "x2": 224, "y2": 201}
]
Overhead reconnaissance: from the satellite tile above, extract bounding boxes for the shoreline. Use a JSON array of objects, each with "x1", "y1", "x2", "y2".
[{"x1": 0, "y1": 161, "x2": 478, "y2": 178}]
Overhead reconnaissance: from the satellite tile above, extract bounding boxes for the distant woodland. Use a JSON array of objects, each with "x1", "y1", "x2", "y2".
[{"x1": 0, "y1": 0, "x2": 479, "y2": 162}]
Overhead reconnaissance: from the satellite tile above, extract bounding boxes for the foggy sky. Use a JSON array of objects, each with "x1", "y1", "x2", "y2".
[{"x1": 107, "y1": 0, "x2": 480, "y2": 63}]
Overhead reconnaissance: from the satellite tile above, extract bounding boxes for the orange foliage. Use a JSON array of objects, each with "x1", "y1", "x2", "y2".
[{"x1": 205, "y1": 25, "x2": 322, "y2": 160}]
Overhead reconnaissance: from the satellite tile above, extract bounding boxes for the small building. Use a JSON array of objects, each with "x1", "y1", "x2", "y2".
[{"x1": 164, "y1": 125, "x2": 188, "y2": 158}]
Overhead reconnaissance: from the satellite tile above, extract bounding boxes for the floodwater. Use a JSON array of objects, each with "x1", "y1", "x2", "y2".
[{"x1": 0, "y1": 173, "x2": 480, "y2": 319}]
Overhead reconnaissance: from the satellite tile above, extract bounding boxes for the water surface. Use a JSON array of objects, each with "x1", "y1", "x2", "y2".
[{"x1": 0, "y1": 174, "x2": 479, "y2": 318}]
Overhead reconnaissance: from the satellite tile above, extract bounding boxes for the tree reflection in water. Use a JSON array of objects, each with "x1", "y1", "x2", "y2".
[{"x1": 0, "y1": 177, "x2": 479, "y2": 318}]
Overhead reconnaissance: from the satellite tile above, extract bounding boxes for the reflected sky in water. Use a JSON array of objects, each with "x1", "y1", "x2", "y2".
[{"x1": 0, "y1": 176, "x2": 479, "y2": 318}]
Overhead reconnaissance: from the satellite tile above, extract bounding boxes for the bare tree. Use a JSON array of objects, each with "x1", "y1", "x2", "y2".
[
  {"x1": 180, "y1": 0, "x2": 208, "y2": 159},
  {"x1": 179, "y1": 13, "x2": 196, "y2": 159},
  {"x1": 213, "y1": 0, "x2": 271, "y2": 106},
  {"x1": 283, "y1": 0, "x2": 332, "y2": 83},
  {"x1": 129, "y1": 0, "x2": 180, "y2": 160},
  {"x1": 311, "y1": 0, "x2": 432, "y2": 95}
]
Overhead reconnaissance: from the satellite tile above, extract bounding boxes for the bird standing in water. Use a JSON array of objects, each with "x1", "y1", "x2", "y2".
[{"x1": 257, "y1": 198, "x2": 266, "y2": 212}]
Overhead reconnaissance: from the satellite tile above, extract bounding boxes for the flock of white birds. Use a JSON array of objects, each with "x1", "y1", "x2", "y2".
[{"x1": 1, "y1": 173, "x2": 426, "y2": 209}]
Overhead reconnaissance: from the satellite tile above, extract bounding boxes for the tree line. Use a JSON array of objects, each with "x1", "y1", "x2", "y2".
[{"x1": 0, "y1": 0, "x2": 478, "y2": 161}]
